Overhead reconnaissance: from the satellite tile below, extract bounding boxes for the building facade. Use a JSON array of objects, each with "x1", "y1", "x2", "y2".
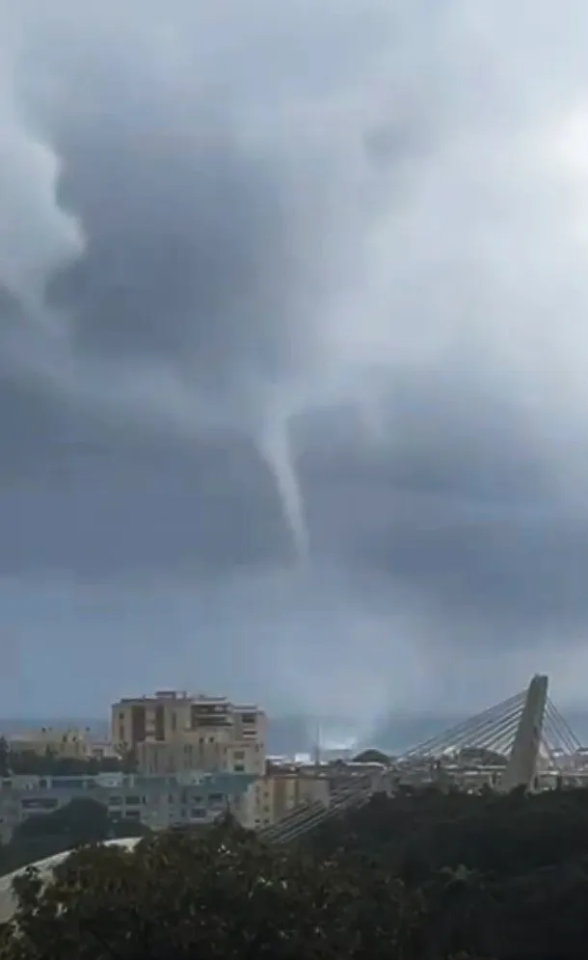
[
  {"x1": 111, "y1": 691, "x2": 266, "y2": 777},
  {"x1": 246, "y1": 772, "x2": 330, "y2": 829},
  {"x1": 0, "y1": 695, "x2": 337, "y2": 843},
  {"x1": 6, "y1": 728, "x2": 94, "y2": 761},
  {"x1": 0, "y1": 771, "x2": 257, "y2": 844}
]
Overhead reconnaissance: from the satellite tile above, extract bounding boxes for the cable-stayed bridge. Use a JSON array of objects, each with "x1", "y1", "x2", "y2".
[
  {"x1": 0, "y1": 675, "x2": 578, "y2": 925},
  {"x1": 259, "y1": 673, "x2": 582, "y2": 846}
]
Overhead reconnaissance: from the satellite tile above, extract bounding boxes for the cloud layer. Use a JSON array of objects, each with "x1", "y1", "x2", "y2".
[{"x1": 2, "y1": 0, "x2": 588, "y2": 722}]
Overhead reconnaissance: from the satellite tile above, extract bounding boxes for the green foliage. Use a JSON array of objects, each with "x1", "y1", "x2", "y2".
[
  {"x1": 3, "y1": 787, "x2": 588, "y2": 958},
  {"x1": 0, "y1": 820, "x2": 420, "y2": 960},
  {"x1": 310, "y1": 786, "x2": 588, "y2": 957},
  {"x1": 351, "y1": 748, "x2": 391, "y2": 764},
  {"x1": 5, "y1": 747, "x2": 132, "y2": 778},
  {"x1": 0, "y1": 740, "x2": 9, "y2": 779},
  {"x1": 0, "y1": 799, "x2": 149, "y2": 876}
]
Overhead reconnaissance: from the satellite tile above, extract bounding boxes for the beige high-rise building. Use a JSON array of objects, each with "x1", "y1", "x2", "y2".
[{"x1": 111, "y1": 691, "x2": 266, "y2": 776}]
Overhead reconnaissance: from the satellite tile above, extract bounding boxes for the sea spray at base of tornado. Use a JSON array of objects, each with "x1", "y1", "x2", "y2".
[{"x1": 260, "y1": 418, "x2": 309, "y2": 562}]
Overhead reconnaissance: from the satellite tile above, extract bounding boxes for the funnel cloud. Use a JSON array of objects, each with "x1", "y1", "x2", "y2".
[
  {"x1": 260, "y1": 418, "x2": 309, "y2": 562},
  {"x1": 2, "y1": 0, "x2": 588, "y2": 725}
]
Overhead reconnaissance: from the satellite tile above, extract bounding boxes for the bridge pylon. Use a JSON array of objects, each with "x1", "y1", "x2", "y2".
[{"x1": 497, "y1": 673, "x2": 548, "y2": 793}]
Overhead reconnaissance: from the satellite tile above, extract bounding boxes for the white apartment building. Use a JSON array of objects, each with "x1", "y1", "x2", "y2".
[
  {"x1": 111, "y1": 691, "x2": 266, "y2": 777},
  {"x1": 0, "y1": 771, "x2": 257, "y2": 844}
]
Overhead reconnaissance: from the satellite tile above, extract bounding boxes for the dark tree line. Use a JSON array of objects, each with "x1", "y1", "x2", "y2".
[
  {"x1": 309, "y1": 785, "x2": 588, "y2": 958},
  {"x1": 2, "y1": 785, "x2": 588, "y2": 958}
]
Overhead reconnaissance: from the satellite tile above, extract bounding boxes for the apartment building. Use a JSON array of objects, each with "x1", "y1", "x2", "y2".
[
  {"x1": 248, "y1": 771, "x2": 330, "y2": 829},
  {"x1": 106, "y1": 692, "x2": 338, "y2": 832},
  {"x1": 111, "y1": 691, "x2": 266, "y2": 776},
  {"x1": 0, "y1": 771, "x2": 257, "y2": 844}
]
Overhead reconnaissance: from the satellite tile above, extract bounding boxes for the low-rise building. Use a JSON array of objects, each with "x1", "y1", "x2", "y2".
[
  {"x1": 248, "y1": 772, "x2": 330, "y2": 829},
  {"x1": 6, "y1": 728, "x2": 93, "y2": 761},
  {"x1": 0, "y1": 771, "x2": 257, "y2": 843},
  {"x1": 0, "y1": 696, "x2": 346, "y2": 841}
]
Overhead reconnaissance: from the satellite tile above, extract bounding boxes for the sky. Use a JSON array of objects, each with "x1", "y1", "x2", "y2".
[{"x1": 3, "y1": 0, "x2": 588, "y2": 732}]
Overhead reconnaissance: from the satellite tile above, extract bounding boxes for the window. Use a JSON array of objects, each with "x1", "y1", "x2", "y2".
[
  {"x1": 109, "y1": 796, "x2": 123, "y2": 806},
  {"x1": 125, "y1": 795, "x2": 142, "y2": 806},
  {"x1": 21, "y1": 797, "x2": 59, "y2": 810},
  {"x1": 155, "y1": 706, "x2": 165, "y2": 742},
  {"x1": 234, "y1": 764, "x2": 245, "y2": 772},
  {"x1": 131, "y1": 705, "x2": 146, "y2": 743},
  {"x1": 233, "y1": 750, "x2": 245, "y2": 760},
  {"x1": 53, "y1": 778, "x2": 81, "y2": 790},
  {"x1": 124, "y1": 810, "x2": 141, "y2": 820}
]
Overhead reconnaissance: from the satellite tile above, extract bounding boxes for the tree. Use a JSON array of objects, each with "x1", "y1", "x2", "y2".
[
  {"x1": 120, "y1": 745, "x2": 138, "y2": 774},
  {"x1": 0, "y1": 819, "x2": 418, "y2": 960},
  {"x1": 0, "y1": 737, "x2": 9, "y2": 778},
  {"x1": 0, "y1": 799, "x2": 150, "y2": 876},
  {"x1": 351, "y1": 748, "x2": 391, "y2": 765},
  {"x1": 5, "y1": 786, "x2": 588, "y2": 959},
  {"x1": 7, "y1": 748, "x2": 126, "y2": 777}
]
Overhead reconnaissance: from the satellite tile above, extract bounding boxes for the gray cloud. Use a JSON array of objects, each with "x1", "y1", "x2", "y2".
[
  {"x1": 1, "y1": 0, "x2": 588, "y2": 721},
  {"x1": 50, "y1": 134, "x2": 300, "y2": 391}
]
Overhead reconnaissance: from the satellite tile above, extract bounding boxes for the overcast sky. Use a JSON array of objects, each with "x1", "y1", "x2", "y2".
[{"x1": 2, "y1": 0, "x2": 588, "y2": 731}]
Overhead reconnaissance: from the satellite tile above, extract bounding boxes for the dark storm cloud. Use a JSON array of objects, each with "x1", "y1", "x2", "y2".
[
  {"x1": 4, "y1": 0, "x2": 588, "y2": 717},
  {"x1": 0, "y1": 423, "x2": 293, "y2": 578},
  {"x1": 36, "y1": 23, "x2": 339, "y2": 429},
  {"x1": 49, "y1": 130, "x2": 301, "y2": 398},
  {"x1": 0, "y1": 357, "x2": 584, "y2": 642},
  {"x1": 298, "y1": 377, "x2": 588, "y2": 632}
]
